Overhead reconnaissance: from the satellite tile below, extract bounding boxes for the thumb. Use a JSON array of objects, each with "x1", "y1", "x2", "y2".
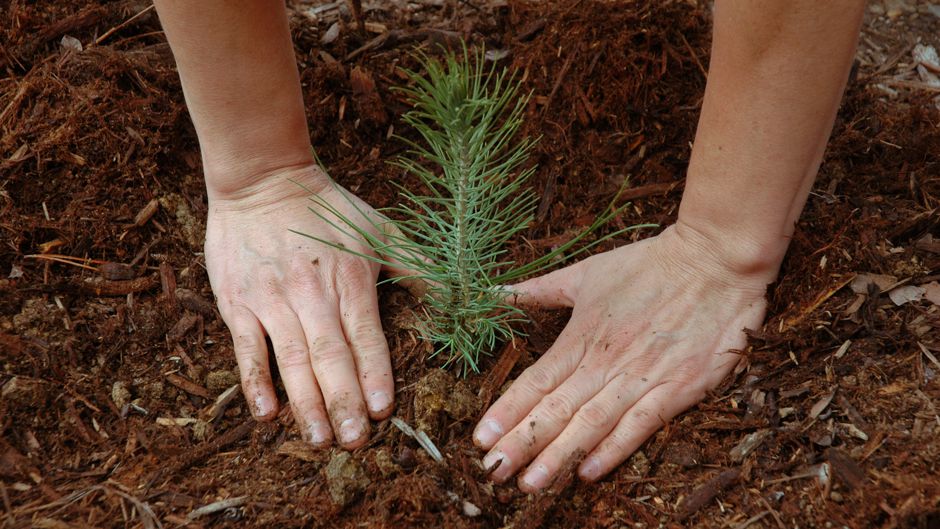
[
  {"x1": 378, "y1": 221, "x2": 431, "y2": 299},
  {"x1": 506, "y1": 260, "x2": 585, "y2": 309}
]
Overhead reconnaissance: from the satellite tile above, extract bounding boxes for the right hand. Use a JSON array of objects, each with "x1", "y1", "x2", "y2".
[{"x1": 204, "y1": 164, "x2": 398, "y2": 449}]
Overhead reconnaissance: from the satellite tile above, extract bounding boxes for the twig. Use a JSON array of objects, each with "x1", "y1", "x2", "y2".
[
  {"x1": 346, "y1": 0, "x2": 365, "y2": 32},
  {"x1": 678, "y1": 32, "x2": 706, "y2": 78},
  {"x1": 542, "y1": 54, "x2": 575, "y2": 115},
  {"x1": 188, "y1": 496, "x2": 248, "y2": 520},
  {"x1": 734, "y1": 511, "x2": 770, "y2": 529},
  {"x1": 93, "y1": 4, "x2": 155, "y2": 46},
  {"x1": 24, "y1": 254, "x2": 101, "y2": 271}
]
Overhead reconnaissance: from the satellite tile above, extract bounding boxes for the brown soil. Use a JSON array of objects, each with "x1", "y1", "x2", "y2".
[{"x1": 2, "y1": 1, "x2": 939, "y2": 528}]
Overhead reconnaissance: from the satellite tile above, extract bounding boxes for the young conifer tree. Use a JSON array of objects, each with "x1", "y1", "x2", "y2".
[{"x1": 297, "y1": 47, "x2": 652, "y2": 375}]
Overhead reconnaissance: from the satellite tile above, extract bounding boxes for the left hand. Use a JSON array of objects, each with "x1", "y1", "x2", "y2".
[{"x1": 473, "y1": 223, "x2": 773, "y2": 491}]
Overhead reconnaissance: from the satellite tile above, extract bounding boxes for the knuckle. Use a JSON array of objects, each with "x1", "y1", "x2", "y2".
[
  {"x1": 537, "y1": 393, "x2": 575, "y2": 425},
  {"x1": 232, "y1": 333, "x2": 265, "y2": 360},
  {"x1": 601, "y1": 429, "x2": 631, "y2": 455},
  {"x1": 521, "y1": 364, "x2": 558, "y2": 395},
  {"x1": 578, "y1": 401, "x2": 613, "y2": 430},
  {"x1": 349, "y1": 322, "x2": 386, "y2": 352},
  {"x1": 309, "y1": 336, "x2": 350, "y2": 366},
  {"x1": 291, "y1": 395, "x2": 325, "y2": 417},
  {"x1": 274, "y1": 340, "x2": 310, "y2": 369},
  {"x1": 336, "y1": 257, "x2": 375, "y2": 292}
]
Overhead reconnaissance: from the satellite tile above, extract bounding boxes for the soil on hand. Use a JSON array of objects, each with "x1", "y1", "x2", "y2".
[{"x1": 1, "y1": 1, "x2": 938, "y2": 528}]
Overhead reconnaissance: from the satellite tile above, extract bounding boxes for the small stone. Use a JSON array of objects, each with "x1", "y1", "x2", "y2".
[
  {"x1": 396, "y1": 446, "x2": 417, "y2": 469},
  {"x1": 830, "y1": 491, "x2": 844, "y2": 502},
  {"x1": 111, "y1": 381, "x2": 131, "y2": 409},
  {"x1": 373, "y1": 448, "x2": 397, "y2": 477},
  {"x1": 205, "y1": 370, "x2": 239, "y2": 392},
  {"x1": 462, "y1": 501, "x2": 482, "y2": 517},
  {"x1": 324, "y1": 451, "x2": 371, "y2": 507}
]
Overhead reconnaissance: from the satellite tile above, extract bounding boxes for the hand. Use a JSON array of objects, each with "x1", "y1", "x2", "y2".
[
  {"x1": 204, "y1": 164, "x2": 396, "y2": 449},
  {"x1": 473, "y1": 223, "x2": 775, "y2": 490}
]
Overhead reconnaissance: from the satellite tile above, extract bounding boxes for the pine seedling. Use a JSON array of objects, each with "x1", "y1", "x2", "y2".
[{"x1": 296, "y1": 47, "x2": 654, "y2": 375}]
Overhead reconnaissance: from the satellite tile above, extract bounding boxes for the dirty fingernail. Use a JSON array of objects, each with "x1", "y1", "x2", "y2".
[
  {"x1": 368, "y1": 391, "x2": 392, "y2": 413},
  {"x1": 482, "y1": 450, "x2": 510, "y2": 481},
  {"x1": 254, "y1": 395, "x2": 274, "y2": 417},
  {"x1": 474, "y1": 419, "x2": 503, "y2": 448},
  {"x1": 521, "y1": 463, "x2": 550, "y2": 491},
  {"x1": 305, "y1": 422, "x2": 331, "y2": 446},
  {"x1": 579, "y1": 455, "x2": 602, "y2": 481},
  {"x1": 339, "y1": 418, "x2": 364, "y2": 444}
]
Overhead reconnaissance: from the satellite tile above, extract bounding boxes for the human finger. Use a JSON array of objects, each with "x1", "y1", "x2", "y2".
[
  {"x1": 222, "y1": 305, "x2": 279, "y2": 420},
  {"x1": 337, "y1": 266, "x2": 394, "y2": 419},
  {"x1": 296, "y1": 297, "x2": 371, "y2": 449},
  {"x1": 517, "y1": 372, "x2": 653, "y2": 491},
  {"x1": 506, "y1": 260, "x2": 586, "y2": 308},
  {"x1": 473, "y1": 327, "x2": 585, "y2": 454},
  {"x1": 578, "y1": 383, "x2": 693, "y2": 482},
  {"x1": 482, "y1": 365, "x2": 611, "y2": 484},
  {"x1": 257, "y1": 309, "x2": 333, "y2": 447}
]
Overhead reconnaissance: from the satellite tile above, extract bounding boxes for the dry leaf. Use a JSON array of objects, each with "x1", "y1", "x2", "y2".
[
  {"x1": 850, "y1": 273, "x2": 897, "y2": 294},
  {"x1": 922, "y1": 281, "x2": 940, "y2": 305},
  {"x1": 888, "y1": 285, "x2": 925, "y2": 306}
]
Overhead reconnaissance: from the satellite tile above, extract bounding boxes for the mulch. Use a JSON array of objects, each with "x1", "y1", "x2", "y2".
[{"x1": 1, "y1": 1, "x2": 938, "y2": 527}]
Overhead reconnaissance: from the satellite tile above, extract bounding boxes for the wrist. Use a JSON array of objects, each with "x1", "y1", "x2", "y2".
[
  {"x1": 669, "y1": 216, "x2": 787, "y2": 284},
  {"x1": 205, "y1": 161, "x2": 331, "y2": 208}
]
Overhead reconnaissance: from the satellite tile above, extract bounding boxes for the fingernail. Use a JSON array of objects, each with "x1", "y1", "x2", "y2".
[
  {"x1": 521, "y1": 463, "x2": 550, "y2": 491},
  {"x1": 368, "y1": 391, "x2": 392, "y2": 413},
  {"x1": 254, "y1": 395, "x2": 274, "y2": 417},
  {"x1": 579, "y1": 455, "x2": 602, "y2": 481},
  {"x1": 305, "y1": 422, "x2": 331, "y2": 446},
  {"x1": 474, "y1": 419, "x2": 503, "y2": 448},
  {"x1": 482, "y1": 450, "x2": 510, "y2": 481},
  {"x1": 339, "y1": 418, "x2": 364, "y2": 445}
]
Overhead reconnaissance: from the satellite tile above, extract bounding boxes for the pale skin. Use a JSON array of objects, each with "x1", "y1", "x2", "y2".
[{"x1": 154, "y1": 0, "x2": 865, "y2": 490}]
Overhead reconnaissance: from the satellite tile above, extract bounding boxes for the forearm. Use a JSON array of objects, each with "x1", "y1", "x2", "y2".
[
  {"x1": 678, "y1": 0, "x2": 864, "y2": 278},
  {"x1": 154, "y1": 0, "x2": 316, "y2": 199}
]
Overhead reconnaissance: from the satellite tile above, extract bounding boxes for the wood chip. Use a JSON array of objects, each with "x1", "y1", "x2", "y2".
[
  {"x1": 133, "y1": 198, "x2": 160, "y2": 227},
  {"x1": 201, "y1": 384, "x2": 241, "y2": 422},
  {"x1": 165, "y1": 372, "x2": 210, "y2": 399},
  {"x1": 826, "y1": 448, "x2": 865, "y2": 489},
  {"x1": 276, "y1": 440, "x2": 321, "y2": 463},
  {"x1": 166, "y1": 312, "x2": 200, "y2": 343},
  {"x1": 809, "y1": 389, "x2": 836, "y2": 420},
  {"x1": 834, "y1": 339, "x2": 852, "y2": 359},
  {"x1": 175, "y1": 288, "x2": 218, "y2": 319},
  {"x1": 676, "y1": 468, "x2": 741, "y2": 521},
  {"x1": 729, "y1": 429, "x2": 773, "y2": 462},
  {"x1": 478, "y1": 337, "x2": 522, "y2": 409}
]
